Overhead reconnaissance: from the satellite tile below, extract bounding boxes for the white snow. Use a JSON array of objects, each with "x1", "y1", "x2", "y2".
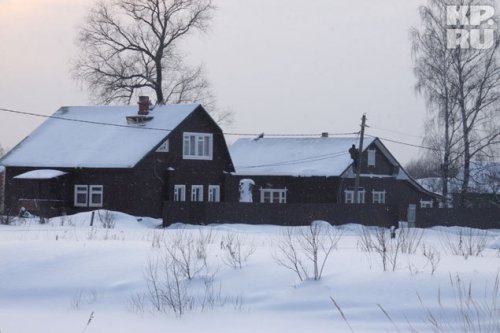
[
  {"x1": 0, "y1": 104, "x2": 199, "y2": 168},
  {"x1": 0, "y1": 211, "x2": 499, "y2": 333},
  {"x1": 229, "y1": 137, "x2": 376, "y2": 177},
  {"x1": 239, "y1": 179, "x2": 255, "y2": 202},
  {"x1": 13, "y1": 169, "x2": 67, "y2": 179}
]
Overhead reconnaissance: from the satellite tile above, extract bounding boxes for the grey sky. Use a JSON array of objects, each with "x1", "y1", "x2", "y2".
[{"x1": 0, "y1": 0, "x2": 427, "y2": 164}]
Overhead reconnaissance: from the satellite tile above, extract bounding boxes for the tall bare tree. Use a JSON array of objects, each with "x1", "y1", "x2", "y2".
[
  {"x1": 72, "y1": 0, "x2": 233, "y2": 126},
  {"x1": 411, "y1": 0, "x2": 500, "y2": 206}
]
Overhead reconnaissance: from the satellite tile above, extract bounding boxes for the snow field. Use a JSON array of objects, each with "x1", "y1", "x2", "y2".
[{"x1": 0, "y1": 211, "x2": 499, "y2": 333}]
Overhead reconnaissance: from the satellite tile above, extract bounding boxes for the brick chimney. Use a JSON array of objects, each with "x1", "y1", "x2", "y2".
[{"x1": 138, "y1": 96, "x2": 150, "y2": 115}]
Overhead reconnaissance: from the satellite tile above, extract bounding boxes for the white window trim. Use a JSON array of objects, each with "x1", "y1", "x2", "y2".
[
  {"x1": 260, "y1": 188, "x2": 287, "y2": 203},
  {"x1": 74, "y1": 185, "x2": 88, "y2": 207},
  {"x1": 420, "y1": 199, "x2": 433, "y2": 208},
  {"x1": 183, "y1": 133, "x2": 213, "y2": 160},
  {"x1": 191, "y1": 185, "x2": 204, "y2": 202},
  {"x1": 372, "y1": 190, "x2": 386, "y2": 204},
  {"x1": 156, "y1": 139, "x2": 169, "y2": 153},
  {"x1": 345, "y1": 189, "x2": 366, "y2": 204},
  {"x1": 208, "y1": 185, "x2": 220, "y2": 202},
  {"x1": 89, "y1": 185, "x2": 104, "y2": 207},
  {"x1": 174, "y1": 185, "x2": 186, "y2": 202},
  {"x1": 368, "y1": 149, "x2": 376, "y2": 167}
]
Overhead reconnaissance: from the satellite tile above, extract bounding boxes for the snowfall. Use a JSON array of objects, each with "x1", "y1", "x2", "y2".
[{"x1": 1, "y1": 212, "x2": 499, "y2": 333}]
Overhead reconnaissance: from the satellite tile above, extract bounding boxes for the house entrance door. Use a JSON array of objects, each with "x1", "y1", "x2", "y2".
[{"x1": 407, "y1": 204, "x2": 416, "y2": 228}]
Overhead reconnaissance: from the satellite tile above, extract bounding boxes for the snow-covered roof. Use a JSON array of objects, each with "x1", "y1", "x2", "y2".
[
  {"x1": 229, "y1": 137, "x2": 376, "y2": 177},
  {"x1": 13, "y1": 169, "x2": 68, "y2": 180},
  {"x1": 456, "y1": 161, "x2": 500, "y2": 194},
  {"x1": 0, "y1": 104, "x2": 199, "y2": 168}
]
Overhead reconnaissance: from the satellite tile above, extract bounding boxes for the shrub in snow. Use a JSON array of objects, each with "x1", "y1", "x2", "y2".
[
  {"x1": 272, "y1": 221, "x2": 343, "y2": 281},
  {"x1": 438, "y1": 227, "x2": 489, "y2": 259}
]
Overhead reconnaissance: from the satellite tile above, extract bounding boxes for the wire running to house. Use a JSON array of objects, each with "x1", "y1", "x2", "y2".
[
  {"x1": 0, "y1": 107, "x2": 358, "y2": 138},
  {"x1": 236, "y1": 150, "x2": 349, "y2": 171},
  {"x1": 0, "y1": 107, "x2": 444, "y2": 152}
]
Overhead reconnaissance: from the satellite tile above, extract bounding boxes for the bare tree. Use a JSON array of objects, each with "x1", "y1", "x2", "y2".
[
  {"x1": 410, "y1": 0, "x2": 464, "y2": 207},
  {"x1": 411, "y1": 0, "x2": 500, "y2": 207},
  {"x1": 72, "y1": 0, "x2": 233, "y2": 126}
]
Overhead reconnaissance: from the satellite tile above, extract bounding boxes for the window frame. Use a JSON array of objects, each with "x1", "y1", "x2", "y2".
[
  {"x1": 372, "y1": 190, "x2": 386, "y2": 204},
  {"x1": 345, "y1": 188, "x2": 366, "y2": 204},
  {"x1": 420, "y1": 199, "x2": 433, "y2": 208},
  {"x1": 74, "y1": 185, "x2": 89, "y2": 207},
  {"x1": 260, "y1": 188, "x2": 287, "y2": 203},
  {"x1": 89, "y1": 185, "x2": 104, "y2": 207},
  {"x1": 208, "y1": 185, "x2": 220, "y2": 202},
  {"x1": 156, "y1": 139, "x2": 169, "y2": 153},
  {"x1": 174, "y1": 185, "x2": 186, "y2": 202},
  {"x1": 368, "y1": 149, "x2": 376, "y2": 167},
  {"x1": 191, "y1": 185, "x2": 204, "y2": 202},
  {"x1": 183, "y1": 133, "x2": 213, "y2": 160}
]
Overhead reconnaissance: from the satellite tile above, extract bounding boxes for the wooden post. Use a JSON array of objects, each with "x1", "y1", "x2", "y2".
[
  {"x1": 90, "y1": 211, "x2": 95, "y2": 226},
  {"x1": 354, "y1": 114, "x2": 367, "y2": 204}
]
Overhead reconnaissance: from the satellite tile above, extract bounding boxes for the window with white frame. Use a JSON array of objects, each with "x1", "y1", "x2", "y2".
[
  {"x1": 372, "y1": 190, "x2": 386, "y2": 204},
  {"x1": 156, "y1": 139, "x2": 169, "y2": 153},
  {"x1": 89, "y1": 185, "x2": 103, "y2": 207},
  {"x1": 74, "y1": 185, "x2": 103, "y2": 207},
  {"x1": 368, "y1": 149, "x2": 376, "y2": 167},
  {"x1": 74, "y1": 185, "x2": 88, "y2": 207},
  {"x1": 183, "y1": 133, "x2": 213, "y2": 160},
  {"x1": 174, "y1": 185, "x2": 186, "y2": 202},
  {"x1": 191, "y1": 185, "x2": 204, "y2": 202},
  {"x1": 345, "y1": 188, "x2": 366, "y2": 204},
  {"x1": 420, "y1": 199, "x2": 433, "y2": 208},
  {"x1": 260, "y1": 188, "x2": 287, "y2": 203},
  {"x1": 208, "y1": 185, "x2": 220, "y2": 202}
]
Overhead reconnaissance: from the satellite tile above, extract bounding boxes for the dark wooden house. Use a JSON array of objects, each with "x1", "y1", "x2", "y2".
[
  {"x1": 223, "y1": 135, "x2": 439, "y2": 223},
  {"x1": 0, "y1": 97, "x2": 234, "y2": 218}
]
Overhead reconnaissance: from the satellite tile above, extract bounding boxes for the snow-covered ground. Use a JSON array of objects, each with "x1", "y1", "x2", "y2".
[{"x1": 0, "y1": 211, "x2": 499, "y2": 333}]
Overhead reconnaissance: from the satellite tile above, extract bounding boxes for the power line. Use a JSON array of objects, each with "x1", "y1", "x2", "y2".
[
  {"x1": 368, "y1": 125, "x2": 424, "y2": 139},
  {"x1": 0, "y1": 107, "x2": 358, "y2": 138},
  {"x1": 366, "y1": 133, "x2": 441, "y2": 152},
  {"x1": 0, "y1": 106, "x2": 441, "y2": 151}
]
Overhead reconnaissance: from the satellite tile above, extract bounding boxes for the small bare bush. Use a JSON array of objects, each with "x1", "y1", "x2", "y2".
[
  {"x1": 272, "y1": 222, "x2": 343, "y2": 280},
  {"x1": 398, "y1": 223, "x2": 425, "y2": 254},
  {"x1": 70, "y1": 289, "x2": 102, "y2": 309},
  {"x1": 438, "y1": 227, "x2": 489, "y2": 259},
  {"x1": 98, "y1": 210, "x2": 116, "y2": 229},
  {"x1": 358, "y1": 226, "x2": 410, "y2": 271},
  {"x1": 422, "y1": 243, "x2": 441, "y2": 275},
  {"x1": 222, "y1": 232, "x2": 256, "y2": 269}
]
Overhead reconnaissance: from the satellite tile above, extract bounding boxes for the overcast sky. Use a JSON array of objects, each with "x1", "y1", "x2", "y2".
[{"x1": 0, "y1": 0, "x2": 428, "y2": 164}]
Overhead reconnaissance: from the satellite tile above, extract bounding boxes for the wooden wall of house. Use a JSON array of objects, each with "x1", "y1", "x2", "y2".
[
  {"x1": 136, "y1": 105, "x2": 234, "y2": 207},
  {"x1": 226, "y1": 174, "x2": 436, "y2": 210},
  {"x1": 357, "y1": 142, "x2": 396, "y2": 175}
]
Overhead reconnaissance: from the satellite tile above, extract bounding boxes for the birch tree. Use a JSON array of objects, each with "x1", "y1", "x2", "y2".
[{"x1": 411, "y1": 0, "x2": 500, "y2": 206}]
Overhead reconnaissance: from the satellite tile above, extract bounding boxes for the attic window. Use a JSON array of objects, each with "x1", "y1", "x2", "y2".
[
  {"x1": 368, "y1": 149, "x2": 376, "y2": 167},
  {"x1": 126, "y1": 115, "x2": 154, "y2": 124},
  {"x1": 183, "y1": 133, "x2": 213, "y2": 160},
  {"x1": 156, "y1": 140, "x2": 169, "y2": 153}
]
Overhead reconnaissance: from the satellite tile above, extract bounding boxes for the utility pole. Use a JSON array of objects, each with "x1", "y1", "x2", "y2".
[{"x1": 354, "y1": 114, "x2": 367, "y2": 204}]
